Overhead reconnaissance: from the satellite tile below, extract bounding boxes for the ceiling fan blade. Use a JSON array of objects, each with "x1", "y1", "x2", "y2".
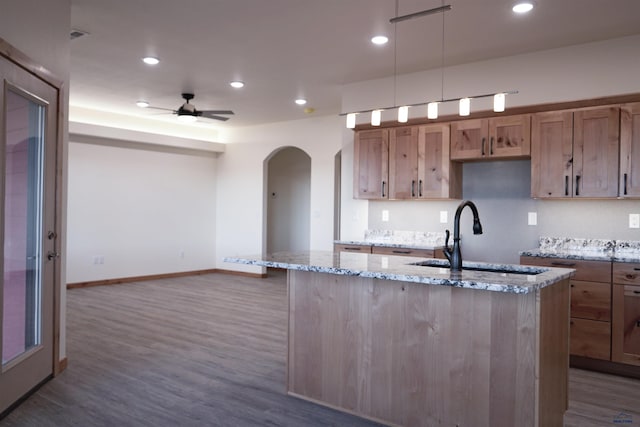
[
  {"x1": 146, "y1": 106, "x2": 176, "y2": 112},
  {"x1": 201, "y1": 110, "x2": 234, "y2": 116},
  {"x1": 201, "y1": 114, "x2": 230, "y2": 121}
]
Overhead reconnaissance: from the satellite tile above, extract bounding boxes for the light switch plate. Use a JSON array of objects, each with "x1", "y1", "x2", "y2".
[
  {"x1": 440, "y1": 211, "x2": 448, "y2": 223},
  {"x1": 528, "y1": 212, "x2": 537, "y2": 226},
  {"x1": 382, "y1": 210, "x2": 389, "y2": 222},
  {"x1": 630, "y1": 213, "x2": 640, "y2": 228}
]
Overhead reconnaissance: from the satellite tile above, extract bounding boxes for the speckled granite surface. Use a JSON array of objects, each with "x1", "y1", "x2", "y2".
[
  {"x1": 335, "y1": 230, "x2": 445, "y2": 250},
  {"x1": 224, "y1": 251, "x2": 573, "y2": 294},
  {"x1": 520, "y1": 237, "x2": 640, "y2": 263}
]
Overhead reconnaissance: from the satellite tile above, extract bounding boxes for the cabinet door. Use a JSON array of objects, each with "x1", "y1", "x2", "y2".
[
  {"x1": 570, "y1": 280, "x2": 611, "y2": 321},
  {"x1": 354, "y1": 129, "x2": 388, "y2": 199},
  {"x1": 417, "y1": 124, "x2": 461, "y2": 199},
  {"x1": 334, "y1": 243, "x2": 372, "y2": 253},
  {"x1": 388, "y1": 127, "x2": 418, "y2": 199},
  {"x1": 488, "y1": 114, "x2": 531, "y2": 158},
  {"x1": 450, "y1": 119, "x2": 487, "y2": 160},
  {"x1": 620, "y1": 102, "x2": 640, "y2": 197},
  {"x1": 531, "y1": 111, "x2": 573, "y2": 198},
  {"x1": 570, "y1": 318, "x2": 611, "y2": 360},
  {"x1": 573, "y1": 107, "x2": 620, "y2": 198},
  {"x1": 612, "y1": 285, "x2": 640, "y2": 366}
]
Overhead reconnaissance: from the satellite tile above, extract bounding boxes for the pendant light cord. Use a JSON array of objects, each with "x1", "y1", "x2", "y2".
[
  {"x1": 440, "y1": 0, "x2": 445, "y2": 102},
  {"x1": 393, "y1": 0, "x2": 399, "y2": 108}
]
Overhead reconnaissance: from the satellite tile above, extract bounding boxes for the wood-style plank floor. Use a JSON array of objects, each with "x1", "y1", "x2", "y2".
[{"x1": 2, "y1": 270, "x2": 640, "y2": 426}]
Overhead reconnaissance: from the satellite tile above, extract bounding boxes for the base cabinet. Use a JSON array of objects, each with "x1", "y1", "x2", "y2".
[
  {"x1": 521, "y1": 256, "x2": 612, "y2": 360},
  {"x1": 613, "y1": 262, "x2": 640, "y2": 366}
]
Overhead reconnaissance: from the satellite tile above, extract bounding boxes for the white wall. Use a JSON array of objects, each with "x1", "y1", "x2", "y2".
[
  {"x1": 67, "y1": 140, "x2": 217, "y2": 282},
  {"x1": 216, "y1": 115, "x2": 342, "y2": 273},
  {"x1": 341, "y1": 35, "x2": 640, "y2": 264},
  {"x1": 267, "y1": 147, "x2": 311, "y2": 253},
  {"x1": 1, "y1": 0, "x2": 71, "y2": 360}
]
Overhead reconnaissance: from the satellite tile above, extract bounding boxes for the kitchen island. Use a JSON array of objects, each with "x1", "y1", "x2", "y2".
[{"x1": 224, "y1": 251, "x2": 574, "y2": 427}]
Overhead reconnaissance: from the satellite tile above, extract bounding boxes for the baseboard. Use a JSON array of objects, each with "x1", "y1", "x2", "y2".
[
  {"x1": 67, "y1": 268, "x2": 268, "y2": 289},
  {"x1": 570, "y1": 355, "x2": 640, "y2": 380},
  {"x1": 67, "y1": 269, "x2": 219, "y2": 289},
  {"x1": 56, "y1": 357, "x2": 68, "y2": 375}
]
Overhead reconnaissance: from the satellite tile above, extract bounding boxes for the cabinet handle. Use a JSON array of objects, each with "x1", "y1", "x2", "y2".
[
  {"x1": 419, "y1": 180, "x2": 423, "y2": 197},
  {"x1": 637, "y1": 320, "x2": 640, "y2": 327},
  {"x1": 624, "y1": 173, "x2": 628, "y2": 195},
  {"x1": 481, "y1": 137, "x2": 486, "y2": 156},
  {"x1": 564, "y1": 176, "x2": 569, "y2": 196},
  {"x1": 575, "y1": 175, "x2": 580, "y2": 196},
  {"x1": 381, "y1": 181, "x2": 386, "y2": 197},
  {"x1": 392, "y1": 250, "x2": 411, "y2": 254},
  {"x1": 411, "y1": 180, "x2": 416, "y2": 198},
  {"x1": 634, "y1": 268, "x2": 640, "y2": 271},
  {"x1": 570, "y1": 284, "x2": 574, "y2": 288},
  {"x1": 551, "y1": 261, "x2": 576, "y2": 267},
  {"x1": 490, "y1": 137, "x2": 494, "y2": 155},
  {"x1": 343, "y1": 247, "x2": 362, "y2": 251},
  {"x1": 634, "y1": 290, "x2": 640, "y2": 295}
]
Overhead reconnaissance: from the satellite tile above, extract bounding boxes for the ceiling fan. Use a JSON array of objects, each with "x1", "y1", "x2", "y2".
[{"x1": 148, "y1": 93, "x2": 234, "y2": 122}]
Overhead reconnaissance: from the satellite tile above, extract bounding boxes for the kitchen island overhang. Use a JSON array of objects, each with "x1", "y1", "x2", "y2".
[{"x1": 224, "y1": 251, "x2": 575, "y2": 427}]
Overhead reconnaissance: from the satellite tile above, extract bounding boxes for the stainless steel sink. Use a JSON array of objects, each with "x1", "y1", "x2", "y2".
[{"x1": 410, "y1": 260, "x2": 548, "y2": 275}]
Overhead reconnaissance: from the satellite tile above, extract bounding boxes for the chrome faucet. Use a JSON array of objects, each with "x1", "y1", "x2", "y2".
[{"x1": 443, "y1": 200, "x2": 483, "y2": 272}]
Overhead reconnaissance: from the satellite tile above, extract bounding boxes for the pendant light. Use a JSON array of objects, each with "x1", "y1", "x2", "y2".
[
  {"x1": 459, "y1": 98, "x2": 471, "y2": 116},
  {"x1": 493, "y1": 93, "x2": 506, "y2": 112},
  {"x1": 341, "y1": 3, "x2": 517, "y2": 127},
  {"x1": 346, "y1": 113, "x2": 357, "y2": 129},
  {"x1": 371, "y1": 110, "x2": 382, "y2": 126}
]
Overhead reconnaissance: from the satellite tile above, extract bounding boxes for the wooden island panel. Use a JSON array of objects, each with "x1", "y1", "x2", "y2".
[{"x1": 286, "y1": 270, "x2": 569, "y2": 427}]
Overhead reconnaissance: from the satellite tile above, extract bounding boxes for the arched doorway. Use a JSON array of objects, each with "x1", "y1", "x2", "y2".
[{"x1": 265, "y1": 147, "x2": 311, "y2": 253}]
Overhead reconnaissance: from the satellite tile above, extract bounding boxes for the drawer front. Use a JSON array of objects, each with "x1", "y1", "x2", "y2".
[
  {"x1": 570, "y1": 317, "x2": 611, "y2": 360},
  {"x1": 520, "y1": 256, "x2": 611, "y2": 282},
  {"x1": 334, "y1": 244, "x2": 372, "y2": 253},
  {"x1": 571, "y1": 280, "x2": 611, "y2": 321},
  {"x1": 371, "y1": 246, "x2": 435, "y2": 258},
  {"x1": 613, "y1": 262, "x2": 640, "y2": 285}
]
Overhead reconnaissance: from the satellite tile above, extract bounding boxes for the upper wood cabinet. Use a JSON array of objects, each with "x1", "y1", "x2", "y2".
[
  {"x1": 417, "y1": 124, "x2": 462, "y2": 199},
  {"x1": 388, "y1": 127, "x2": 418, "y2": 199},
  {"x1": 450, "y1": 115, "x2": 531, "y2": 161},
  {"x1": 531, "y1": 106, "x2": 620, "y2": 198},
  {"x1": 354, "y1": 129, "x2": 388, "y2": 199},
  {"x1": 620, "y1": 102, "x2": 640, "y2": 197},
  {"x1": 387, "y1": 124, "x2": 461, "y2": 199}
]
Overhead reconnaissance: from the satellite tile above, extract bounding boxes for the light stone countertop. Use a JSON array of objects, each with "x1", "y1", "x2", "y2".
[
  {"x1": 224, "y1": 251, "x2": 574, "y2": 294},
  {"x1": 520, "y1": 237, "x2": 640, "y2": 263},
  {"x1": 334, "y1": 240, "x2": 444, "y2": 250}
]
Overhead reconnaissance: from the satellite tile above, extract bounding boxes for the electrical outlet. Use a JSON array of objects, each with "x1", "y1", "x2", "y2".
[
  {"x1": 630, "y1": 213, "x2": 640, "y2": 229},
  {"x1": 382, "y1": 210, "x2": 389, "y2": 222},
  {"x1": 528, "y1": 212, "x2": 537, "y2": 226},
  {"x1": 440, "y1": 211, "x2": 448, "y2": 223}
]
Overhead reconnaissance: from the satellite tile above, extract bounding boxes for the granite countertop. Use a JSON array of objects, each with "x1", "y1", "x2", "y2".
[
  {"x1": 520, "y1": 237, "x2": 640, "y2": 263},
  {"x1": 224, "y1": 251, "x2": 574, "y2": 295},
  {"x1": 335, "y1": 229, "x2": 446, "y2": 250}
]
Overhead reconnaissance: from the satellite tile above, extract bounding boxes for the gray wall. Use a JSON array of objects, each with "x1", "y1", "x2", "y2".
[{"x1": 368, "y1": 160, "x2": 640, "y2": 264}]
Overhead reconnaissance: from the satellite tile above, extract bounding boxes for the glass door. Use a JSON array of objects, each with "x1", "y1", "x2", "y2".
[{"x1": 0, "y1": 55, "x2": 58, "y2": 415}]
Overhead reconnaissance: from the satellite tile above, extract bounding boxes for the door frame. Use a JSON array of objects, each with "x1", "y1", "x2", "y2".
[{"x1": 0, "y1": 37, "x2": 64, "y2": 376}]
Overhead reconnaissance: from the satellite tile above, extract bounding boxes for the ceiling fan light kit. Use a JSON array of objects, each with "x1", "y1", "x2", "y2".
[{"x1": 343, "y1": 2, "x2": 518, "y2": 129}]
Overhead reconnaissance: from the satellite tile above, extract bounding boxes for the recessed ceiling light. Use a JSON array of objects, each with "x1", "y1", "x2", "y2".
[
  {"x1": 230, "y1": 81, "x2": 245, "y2": 89},
  {"x1": 295, "y1": 98, "x2": 307, "y2": 105},
  {"x1": 512, "y1": 2, "x2": 534, "y2": 13},
  {"x1": 142, "y1": 56, "x2": 160, "y2": 65},
  {"x1": 136, "y1": 100, "x2": 150, "y2": 108},
  {"x1": 371, "y1": 35, "x2": 389, "y2": 45}
]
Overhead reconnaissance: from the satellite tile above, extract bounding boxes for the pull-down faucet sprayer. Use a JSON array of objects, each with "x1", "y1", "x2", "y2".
[{"x1": 442, "y1": 200, "x2": 483, "y2": 272}]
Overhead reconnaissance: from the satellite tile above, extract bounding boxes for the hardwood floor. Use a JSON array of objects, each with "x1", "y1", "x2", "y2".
[{"x1": 2, "y1": 270, "x2": 639, "y2": 426}]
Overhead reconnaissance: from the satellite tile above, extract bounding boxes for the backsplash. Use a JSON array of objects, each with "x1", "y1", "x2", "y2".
[{"x1": 537, "y1": 236, "x2": 640, "y2": 257}]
